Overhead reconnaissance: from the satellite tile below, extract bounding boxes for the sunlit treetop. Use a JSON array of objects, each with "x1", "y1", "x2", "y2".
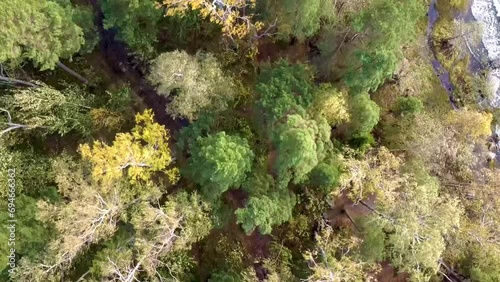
[
  {"x1": 80, "y1": 110, "x2": 179, "y2": 185},
  {"x1": 159, "y1": 0, "x2": 264, "y2": 41},
  {"x1": 0, "y1": 0, "x2": 84, "y2": 70}
]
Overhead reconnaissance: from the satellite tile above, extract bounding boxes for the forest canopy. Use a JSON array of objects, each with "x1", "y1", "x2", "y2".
[{"x1": 0, "y1": 0, "x2": 498, "y2": 281}]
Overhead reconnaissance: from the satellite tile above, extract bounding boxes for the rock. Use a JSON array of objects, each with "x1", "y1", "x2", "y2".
[{"x1": 486, "y1": 151, "x2": 497, "y2": 161}]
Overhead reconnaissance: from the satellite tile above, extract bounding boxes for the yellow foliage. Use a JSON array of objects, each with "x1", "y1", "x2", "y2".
[
  {"x1": 319, "y1": 95, "x2": 350, "y2": 126},
  {"x1": 312, "y1": 85, "x2": 350, "y2": 126},
  {"x1": 450, "y1": 0, "x2": 468, "y2": 11},
  {"x1": 90, "y1": 108, "x2": 125, "y2": 131},
  {"x1": 80, "y1": 110, "x2": 179, "y2": 185},
  {"x1": 446, "y1": 109, "x2": 493, "y2": 140},
  {"x1": 160, "y1": 0, "x2": 262, "y2": 40}
]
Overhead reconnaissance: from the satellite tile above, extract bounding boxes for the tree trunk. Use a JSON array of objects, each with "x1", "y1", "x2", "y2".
[
  {"x1": 0, "y1": 75, "x2": 39, "y2": 88},
  {"x1": 443, "y1": 30, "x2": 474, "y2": 42},
  {"x1": 344, "y1": 209, "x2": 360, "y2": 232},
  {"x1": 358, "y1": 200, "x2": 393, "y2": 222},
  {"x1": 57, "y1": 61, "x2": 89, "y2": 84}
]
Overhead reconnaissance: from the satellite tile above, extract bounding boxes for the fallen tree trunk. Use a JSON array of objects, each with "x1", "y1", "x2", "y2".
[
  {"x1": 57, "y1": 61, "x2": 89, "y2": 84},
  {"x1": 0, "y1": 75, "x2": 40, "y2": 88}
]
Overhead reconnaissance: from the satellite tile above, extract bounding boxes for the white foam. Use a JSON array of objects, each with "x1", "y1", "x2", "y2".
[
  {"x1": 493, "y1": 0, "x2": 500, "y2": 15},
  {"x1": 472, "y1": 0, "x2": 500, "y2": 107},
  {"x1": 472, "y1": 0, "x2": 500, "y2": 60}
]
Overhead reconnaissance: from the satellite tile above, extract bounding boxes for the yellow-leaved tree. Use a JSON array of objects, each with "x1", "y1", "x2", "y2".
[
  {"x1": 445, "y1": 109, "x2": 493, "y2": 140},
  {"x1": 311, "y1": 84, "x2": 350, "y2": 126},
  {"x1": 80, "y1": 109, "x2": 179, "y2": 185},
  {"x1": 159, "y1": 0, "x2": 263, "y2": 41}
]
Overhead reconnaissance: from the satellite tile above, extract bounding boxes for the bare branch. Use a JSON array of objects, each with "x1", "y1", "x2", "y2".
[{"x1": 0, "y1": 75, "x2": 40, "y2": 88}]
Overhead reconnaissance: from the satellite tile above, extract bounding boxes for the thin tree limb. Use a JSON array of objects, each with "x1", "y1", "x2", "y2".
[
  {"x1": 0, "y1": 75, "x2": 40, "y2": 88},
  {"x1": 57, "y1": 61, "x2": 89, "y2": 84}
]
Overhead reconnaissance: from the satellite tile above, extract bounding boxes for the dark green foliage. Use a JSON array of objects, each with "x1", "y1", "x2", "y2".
[
  {"x1": 308, "y1": 163, "x2": 340, "y2": 194},
  {"x1": 236, "y1": 189, "x2": 296, "y2": 234},
  {"x1": 345, "y1": 0, "x2": 425, "y2": 94},
  {"x1": 73, "y1": 5, "x2": 100, "y2": 54},
  {"x1": 348, "y1": 133, "x2": 376, "y2": 152},
  {"x1": 209, "y1": 270, "x2": 246, "y2": 282},
  {"x1": 0, "y1": 146, "x2": 54, "y2": 198},
  {"x1": 89, "y1": 229, "x2": 133, "y2": 278},
  {"x1": 394, "y1": 96, "x2": 424, "y2": 116},
  {"x1": 101, "y1": 0, "x2": 162, "y2": 57},
  {"x1": 101, "y1": 86, "x2": 134, "y2": 112},
  {"x1": 241, "y1": 163, "x2": 275, "y2": 197},
  {"x1": 177, "y1": 112, "x2": 216, "y2": 151},
  {"x1": 346, "y1": 93, "x2": 380, "y2": 137},
  {"x1": 345, "y1": 49, "x2": 400, "y2": 94},
  {"x1": 358, "y1": 218, "x2": 385, "y2": 263},
  {"x1": 0, "y1": 195, "x2": 54, "y2": 269},
  {"x1": 263, "y1": 242, "x2": 297, "y2": 280},
  {"x1": 187, "y1": 132, "x2": 254, "y2": 201},
  {"x1": 256, "y1": 60, "x2": 314, "y2": 124},
  {"x1": 159, "y1": 9, "x2": 221, "y2": 52}
]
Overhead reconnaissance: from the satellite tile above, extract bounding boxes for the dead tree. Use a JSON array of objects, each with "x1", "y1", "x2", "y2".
[{"x1": 0, "y1": 108, "x2": 30, "y2": 136}]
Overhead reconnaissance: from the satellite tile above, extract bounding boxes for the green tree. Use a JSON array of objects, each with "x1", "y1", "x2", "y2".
[
  {"x1": 256, "y1": 60, "x2": 314, "y2": 124},
  {"x1": 264, "y1": 0, "x2": 336, "y2": 41},
  {"x1": 149, "y1": 51, "x2": 237, "y2": 120},
  {"x1": 209, "y1": 268, "x2": 257, "y2": 282},
  {"x1": 80, "y1": 110, "x2": 179, "y2": 185},
  {"x1": 73, "y1": 5, "x2": 99, "y2": 54},
  {"x1": 344, "y1": 0, "x2": 425, "y2": 93},
  {"x1": 262, "y1": 243, "x2": 297, "y2": 281},
  {"x1": 358, "y1": 218, "x2": 385, "y2": 263},
  {"x1": 379, "y1": 178, "x2": 460, "y2": 281},
  {"x1": 308, "y1": 162, "x2": 341, "y2": 194},
  {"x1": 236, "y1": 190, "x2": 296, "y2": 234},
  {"x1": 0, "y1": 0, "x2": 84, "y2": 70},
  {"x1": 443, "y1": 168, "x2": 500, "y2": 282},
  {"x1": 160, "y1": 0, "x2": 264, "y2": 43},
  {"x1": 394, "y1": 96, "x2": 424, "y2": 116},
  {"x1": 341, "y1": 148, "x2": 462, "y2": 280},
  {"x1": 0, "y1": 195, "x2": 54, "y2": 272},
  {"x1": 275, "y1": 115, "x2": 331, "y2": 184},
  {"x1": 0, "y1": 145, "x2": 54, "y2": 197},
  {"x1": 101, "y1": 0, "x2": 162, "y2": 57},
  {"x1": 310, "y1": 84, "x2": 350, "y2": 126},
  {"x1": 0, "y1": 86, "x2": 93, "y2": 136},
  {"x1": 29, "y1": 150, "x2": 207, "y2": 281},
  {"x1": 187, "y1": 132, "x2": 254, "y2": 201},
  {"x1": 304, "y1": 226, "x2": 371, "y2": 281},
  {"x1": 345, "y1": 93, "x2": 380, "y2": 137},
  {"x1": 90, "y1": 192, "x2": 211, "y2": 281}
]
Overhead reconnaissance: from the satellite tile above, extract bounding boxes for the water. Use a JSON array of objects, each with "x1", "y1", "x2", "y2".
[
  {"x1": 472, "y1": 0, "x2": 500, "y2": 107},
  {"x1": 428, "y1": 0, "x2": 459, "y2": 109}
]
